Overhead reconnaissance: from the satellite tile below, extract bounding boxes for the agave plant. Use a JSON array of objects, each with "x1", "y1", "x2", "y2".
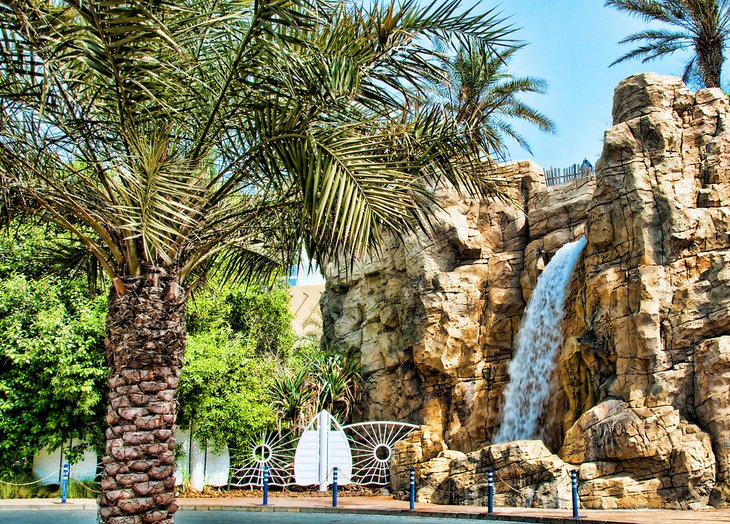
[
  {"x1": 0, "y1": 1, "x2": 516, "y2": 522},
  {"x1": 311, "y1": 346, "x2": 362, "y2": 422}
]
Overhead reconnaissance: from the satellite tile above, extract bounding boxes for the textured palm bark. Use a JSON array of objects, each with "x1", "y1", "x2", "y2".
[
  {"x1": 98, "y1": 269, "x2": 186, "y2": 524},
  {"x1": 698, "y1": 42, "x2": 724, "y2": 88}
]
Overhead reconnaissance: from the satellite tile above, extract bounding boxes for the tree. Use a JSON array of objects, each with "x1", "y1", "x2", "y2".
[
  {"x1": 0, "y1": 225, "x2": 107, "y2": 470},
  {"x1": 0, "y1": 1, "x2": 514, "y2": 522},
  {"x1": 178, "y1": 283, "x2": 295, "y2": 449},
  {"x1": 429, "y1": 41, "x2": 555, "y2": 159},
  {"x1": 606, "y1": 0, "x2": 730, "y2": 88}
]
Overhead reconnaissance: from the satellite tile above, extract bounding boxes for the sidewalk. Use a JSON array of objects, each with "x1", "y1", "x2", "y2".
[{"x1": 1, "y1": 496, "x2": 729, "y2": 524}]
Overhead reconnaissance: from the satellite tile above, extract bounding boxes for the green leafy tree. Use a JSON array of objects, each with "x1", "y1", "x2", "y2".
[
  {"x1": 0, "y1": 275, "x2": 107, "y2": 469},
  {"x1": 606, "y1": 0, "x2": 730, "y2": 88},
  {"x1": 225, "y1": 288, "x2": 295, "y2": 357},
  {"x1": 0, "y1": 1, "x2": 514, "y2": 521},
  {"x1": 176, "y1": 331, "x2": 277, "y2": 451},
  {"x1": 178, "y1": 283, "x2": 295, "y2": 448},
  {"x1": 0, "y1": 223, "x2": 107, "y2": 470}
]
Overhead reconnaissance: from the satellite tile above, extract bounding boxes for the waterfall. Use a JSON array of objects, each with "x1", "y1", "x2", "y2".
[{"x1": 493, "y1": 236, "x2": 587, "y2": 444}]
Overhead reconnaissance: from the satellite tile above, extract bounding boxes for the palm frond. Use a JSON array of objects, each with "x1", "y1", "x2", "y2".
[
  {"x1": 0, "y1": 0, "x2": 519, "y2": 288},
  {"x1": 606, "y1": 0, "x2": 730, "y2": 87}
]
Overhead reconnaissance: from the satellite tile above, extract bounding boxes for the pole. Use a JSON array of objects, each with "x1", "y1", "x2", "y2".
[
  {"x1": 318, "y1": 411, "x2": 329, "y2": 492},
  {"x1": 61, "y1": 463, "x2": 69, "y2": 504},
  {"x1": 262, "y1": 464, "x2": 269, "y2": 506},
  {"x1": 571, "y1": 469, "x2": 580, "y2": 519},
  {"x1": 332, "y1": 467, "x2": 338, "y2": 507},
  {"x1": 487, "y1": 466, "x2": 494, "y2": 514},
  {"x1": 409, "y1": 467, "x2": 415, "y2": 511}
]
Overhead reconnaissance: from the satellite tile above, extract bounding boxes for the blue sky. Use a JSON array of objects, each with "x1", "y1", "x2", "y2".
[{"x1": 477, "y1": 0, "x2": 688, "y2": 169}]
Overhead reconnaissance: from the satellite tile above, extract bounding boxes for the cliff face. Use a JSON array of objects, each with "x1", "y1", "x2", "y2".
[
  {"x1": 321, "y1": 74, "x2": 730, "y2": 508},
  {"x1": 322, "y1": 160, "x2": 537, "y2": 452}
]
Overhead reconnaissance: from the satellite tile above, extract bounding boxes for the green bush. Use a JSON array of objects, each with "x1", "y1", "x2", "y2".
[
  {"x1": 178, "y1": 283, "x2": 297, "y2": 448},
  {"x1": 0, "y1": 273, "x2": 107, "y2": 469},
  {"x1": 177, "y1": 329, "x2": 278, "y2": 450}
]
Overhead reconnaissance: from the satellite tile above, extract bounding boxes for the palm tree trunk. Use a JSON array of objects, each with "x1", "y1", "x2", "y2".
[
  {"x1": 98, "y1": 269, "x2": 186, "y2": 524},
  {"x1": 698, "y1": 41, "x2": 724, "y2": 88}
]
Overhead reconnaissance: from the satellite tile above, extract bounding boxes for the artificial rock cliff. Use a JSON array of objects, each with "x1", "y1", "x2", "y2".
[{"x1": 321, "y1": 73, "x2": 730, "y2": 509}]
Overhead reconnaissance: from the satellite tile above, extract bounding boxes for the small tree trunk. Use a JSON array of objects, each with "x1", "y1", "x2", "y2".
[
  {"x1": 698, "y1": 41, "x2": 724, "y2": 89},
  {"x1": 99, "y1": 269, "x2": 186, "y2": 524}
]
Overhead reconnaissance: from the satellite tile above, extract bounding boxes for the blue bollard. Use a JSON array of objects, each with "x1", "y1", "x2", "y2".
[
  {"x1": 332, "y1": 467, "x2": 338, "y2": 507},
  {"x1": 61, "y1": 463, "x2": 69, "y2": 504},
  {"x1": 487, "y1": 466, "x2": 494, "y2": 514},
  {"x1": 262, "y1": 464, "x2": 269, "y2": 506},
  {"x1": 571, "y1": 469, "x2": 581, "y2": 519},
  {"x1": 409, "y1": 467, "x2": 415, "y2": 511}
]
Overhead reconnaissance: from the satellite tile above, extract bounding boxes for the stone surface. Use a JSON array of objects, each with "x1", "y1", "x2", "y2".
[
  {"x1": 397, "y1": 440, "x2": 573, "y2": 509},
  {"x1": 323, "y1": 161, "x2": 539, "y2": 451},
  {"x1": 322, "y1": 73, "x2": 730, "y2": 509}
]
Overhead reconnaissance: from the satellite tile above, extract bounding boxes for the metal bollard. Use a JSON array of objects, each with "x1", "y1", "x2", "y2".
[
  {"x1": 487, "y1": 466, "x2": 494, "y2": 514},
  {"x1": 61, "y1": 463, "x2": 70, "y2": 504},
  {"x1": 262, "y1": 464, "x2": 269, "y2": 506},
  {"x1": 409, "y1": 467, "x2": 415, "y2": 511},
  {"x1": 571, "y1": 469, "x2": 581, "y2": 518},
  {"x1": 332, "y1": 467, "x2": 338, "y2": 507}
]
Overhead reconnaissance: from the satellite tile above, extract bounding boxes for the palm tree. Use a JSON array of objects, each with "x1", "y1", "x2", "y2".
[
  {"x1": 606, "y1": 0, "x2": 730, "y2": 88},
  {"x1": 429, "y1": 41, "x2": 555, "y2": 160},
  {"x1": 0, "y1": 1, "x2": 515, "y2": 521}
]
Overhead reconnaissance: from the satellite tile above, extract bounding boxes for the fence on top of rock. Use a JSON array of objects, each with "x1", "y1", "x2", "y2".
[{"x1": 544, "y1": 163, "x2": 595, "y2": 187}]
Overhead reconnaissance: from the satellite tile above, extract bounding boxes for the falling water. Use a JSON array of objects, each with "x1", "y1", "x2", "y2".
[{"x1": 492, "y1": 236, "x2": 587, "y2": 444}]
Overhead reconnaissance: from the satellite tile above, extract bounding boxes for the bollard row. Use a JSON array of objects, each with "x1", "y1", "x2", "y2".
[
  {"x1": 482, "y1": 466, "x2": 581, "y2": 517},
  {"x1": 255, "y1": 463, "x2": 583, "y2": 517}
]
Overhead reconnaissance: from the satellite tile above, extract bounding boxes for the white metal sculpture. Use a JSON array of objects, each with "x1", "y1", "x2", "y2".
[
  {"x1": 229, "y1": 430, "x2": 296, "y2": 487},
  {"x1": 231, "y1": 411, "x2": 416, "y2": 488},
  {"x1": 343, "y1": 420, "x2": 419, "y2": 486},
  {"x1": 294, "y1": 410, "x2": 352, "y2": 490}
]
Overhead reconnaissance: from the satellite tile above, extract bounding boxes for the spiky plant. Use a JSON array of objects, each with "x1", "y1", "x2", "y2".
[
  {"x1": 606, "y1": 0, "x2": 730, "y2": 88},
  {"x1": 311, "y1": 347, "x2": 362, "y2": 422},
  {"x1": 271, "y1": 367, "x2": 312, "y2": 430}
]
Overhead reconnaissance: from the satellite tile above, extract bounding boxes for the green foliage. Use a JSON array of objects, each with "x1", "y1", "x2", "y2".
[
  {"x1": 177, "y1": 330, "x2": 277, "y2": 450},
  {"x1": 178, "y1": 283, "x2": 296, "y2": 448},
  {"x1": 226, "y1": 288, "x2": 295, "y2": 357},
  {"x1": 606, "y1": 0, "x2": 730, "y2": 88},
  {"x1": 429, "y1": 41, "x2": 556, "y2": 159},
  {"x1": 0, "y1": 273, "x2": 107, "y2": 468},
  {"x1": 188, "y1": 284, "x2": 295, "y2": 358},
  {"x1": 0, "y1": 469, "x2": 99, "y2": 499},
  {"x1": 0, "y1": 221, "x2": 108, "y2": 470},
  {"x1": 272, "y1": 339, "x2": 362, "y2": 429}
]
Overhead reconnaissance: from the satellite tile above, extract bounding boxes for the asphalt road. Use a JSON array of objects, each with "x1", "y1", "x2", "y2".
[{"x1": 0, "y1": 510, "x2": 513, "y2": 523}]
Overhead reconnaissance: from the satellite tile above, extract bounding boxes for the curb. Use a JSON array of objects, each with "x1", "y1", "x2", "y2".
[{"x1": 0, "y1": 500, "x2": 636, "y2": 523}]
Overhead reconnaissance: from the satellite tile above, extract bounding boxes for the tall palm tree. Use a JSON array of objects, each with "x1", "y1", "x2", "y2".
[
  {"x1": 429, "y1": 41, "x2": 555, "y2": 160},
  {"x1": 606, "y1": 0, "x2": 730, "y2": 88},
  {"x1": 0, "y1": 1, "x2": 517, "y2": 521}
]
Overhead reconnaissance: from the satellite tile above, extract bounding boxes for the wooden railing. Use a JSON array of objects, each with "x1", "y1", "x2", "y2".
[{"x1": 544, "y1": 163, "x2": 595, "y2": 187}]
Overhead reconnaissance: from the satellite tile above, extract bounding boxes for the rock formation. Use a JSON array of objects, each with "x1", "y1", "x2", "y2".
[{"x1": 321, "y1": 73, "x2": 730, "y2": 509}]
